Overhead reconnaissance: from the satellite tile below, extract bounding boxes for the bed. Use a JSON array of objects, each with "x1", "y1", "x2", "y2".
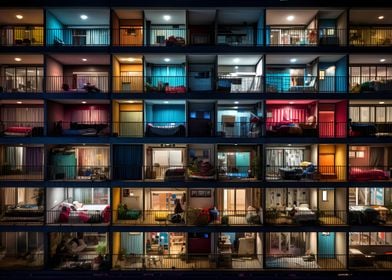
[
  {"x1": 188, "y1": 160, "x2": 215, "y2": 180},
  {"x1": 1, "y1": 204, "x2": 44, "y2": 222},
  {"x1": 3, "y1": 126, "x2": 33, "y2": 137},
  {"x1": 56, "y1": 202, "x2": 110, "y2": 224},
  {"x1": 145, "y1": 124, "x2": 186, "y2": 137},
  {"x1": 349, "y1": 167, "x2": 389, "y2": 181},
  {"x1": 265, "y1": 256, "x2": 320, "y2": 269},
  {"x1": 61, "y1": 123, "x2": 109, "y2": 137},
  {"x1": 267, "y1": 123, "x2": 303, "y2": 136},
  {"x1": 348, "y1": 205, "x2": 383, "y2": 225},
  {"x1": 349, "y1": 248, "x2": 375, "y2": 267},
  {"x1": 290, "y1": 204, "x2": 317, "y2": 223},
  {"x1": 350, "y1": 123, "x2": 377, "y2": 137}
]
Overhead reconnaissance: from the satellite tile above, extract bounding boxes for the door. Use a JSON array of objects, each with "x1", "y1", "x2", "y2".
[
  {"x1": 319, "y1": 154, "x2": 335, "y2": 175},
  {"x1": 318, "y1": 232, "x2": 335, "y2": 258},
  {"x1": 120, "y1": 111, "x2": 143, "y2": 137},
  {"x1": 319, "y1": 111, "x2": 335, "y2": 138}
]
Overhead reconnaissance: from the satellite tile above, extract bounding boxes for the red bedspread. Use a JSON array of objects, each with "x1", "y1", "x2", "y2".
[{"x1": 349, "y1": 167, "x2": 388, "y2": 181}]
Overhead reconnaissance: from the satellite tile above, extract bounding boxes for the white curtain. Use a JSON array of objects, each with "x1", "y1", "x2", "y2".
[
  {"x1": 86, "y1": 29, "x2": 109, "y2": 45},
  {"x1": 5, "y1": 188, "x2": 16, "y2": 205},
  {"x1": 6, "y1": 146, "x2": 24, "y2": 167},
  {"x1": 1, "y1": 107, "x2": 43, "y2": 125},
  {"x1": 70, "y1": 108, "x2": 108, "y2": 123},
  {"x1": 76, "y1": 147, "x2": 109, "y2": 167}
]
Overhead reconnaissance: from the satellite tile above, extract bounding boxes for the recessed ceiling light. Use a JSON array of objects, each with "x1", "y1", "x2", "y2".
[
  {"x1": 379, "y1": 101, "x2": 385, "y2": 104},
  {"x1": 233, "y1": 58, "x2": 240, "y2": 63},
  {"x1": 164, "y1": 101, "x2": 169, "y2": 104},
  {"x1": 81, "y1": 101, "x2": 87, "y2": 104},
  {"x1": 234, "y1": 144, "x2": 238, "y2": 146},
  {"x1": 289, "y1": 101, "x2": 295, "y2": 104},
  {"x1": 164, "y1": 58, "x2": 170, "y2": 62},
  {"x1": 14, "y1": 57, "x2": 22, "y2": 62},
  {"x1": 80, "y1": 14, "x2": 88, "y2": 20},
  {"x1": 380, "y1": 58, "x2": 386, "y2": 62},
  {"x1": 234, "y1": 66, "x2": 239, "y2": 69},
  {"x1": 234, "y1": 101, "x2": 239, "y2": 104},
  {"x1": 290, "y1": 58, "x2": 297, "y2": 63},
  {"x1": 16, "y1": 14, "x2": 23, "y2": 20},
  {"x1": 82, "y1": 58, "x2": 87, "y2": 62},
  {"x1": 286, "y1": 15, "x2": 295, "y2": 21},
  {"x1": 378, "y1": 16, "x2": 384, "y2": 20},
  {"x1": 16, "y1": 101, "x2": 22, "y2": 104},
  {"x1": 123, "y1": 58, "x2": 135, "y2": 62},
  {"x1": 127, "y1": 100, "x2": 135, "y2": 103},
  {"x1": 233, "y1": 106, "x2": 238, "y2": 109},
  {"x1": 163, "y1": 15, "x2": 171, "y2": 21}
]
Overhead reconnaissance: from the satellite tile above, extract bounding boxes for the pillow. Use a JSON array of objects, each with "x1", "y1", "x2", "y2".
[
  {"x1": 73, "y1": 201, "x2": 84, "y2": 209},
  {"x1": 299, "y1": 203, "x2": 309, "y2": 209}
]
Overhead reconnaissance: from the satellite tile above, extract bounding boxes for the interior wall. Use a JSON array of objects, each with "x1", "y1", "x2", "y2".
[
  {"x1": 309, "y1": 232, "x2": 317, "y2": 254},
  {"x1": 112, "y1": 57, "x2": 121, "y2": 90},
  {"x1": 349, "y1": 146, "x2": 369, "y2": 166},
  {"x1": 336, "y1": 232, "x2": 347, "y2": 267},
  {"x1": 121, "y1": 188, "x2": 143, "y2": 209},
  {"x1": 46, "y1": 188, "x2": 65, "y2": 210},
  {"x1": 189, "y1": 188, "x2": 214, "y2": 208},
  {"x1": 318, "y1": 188, "x2": 334, "y2": 210},
  {"x1": 335, "y1": 144, "x2": 346, "y2": 180},
  {"x1": 337, "y1": 11, "x2": 347, "y2": 45},
  {"x1": 112, "y1": 10, "x2": 120, "y2": 45}
]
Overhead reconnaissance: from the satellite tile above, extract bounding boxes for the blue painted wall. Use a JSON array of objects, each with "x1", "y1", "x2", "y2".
[
  {"x1": 318, "y1": 232, "x2": 335, "y2": 258},
  {"x1": 336, "y1": 56, "x2": 348, "y2": 93},
  {"x1": 256, "y1": 13, "x2": 264, "y2": 45},
  {"x1": 46, "y1": 11, "x2": 65, "y2": 45}
]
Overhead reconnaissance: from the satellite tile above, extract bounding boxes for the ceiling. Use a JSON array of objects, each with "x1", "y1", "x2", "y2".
[
  {"x1": 189, "y1": 10, "x2": 216, "y2": 25},
  {"x1": 48, "y1": 9, "x2": 110, "y2": 25},
  {"x1": 113, "y1": 9, "x2": 143, "y2": 20},
  {"x1": 50, "y1": 99, "x2": 110, "y2": 105},
  {"x1": 266, "y1": 54, "x2": 318, "y2": 64},
  {"x1": 145, "y1": 100, "x2": 185, "y2": 105},
  {"x1": 350, "y1": 54, "x2": 392, "y2": 64},
  {"x1": 266, "y1": 100, "x2": 316, "y2": 105},
  {"x1": 144, "y1": 54, "x2": 185, "y2": 64},
  {"x1": 218, "y1": 100, "x2": 261, "y2": 105},
  {"x1": 217, "y1": 9, "x2": 262, "y2": 24},
  {"x1": 114, "y1": 55, "x2": 143, "y2": 64},
  {"x1": 0, "y1": 99, "x2": 43, "y2": 105},
  {"x1": 350, "y1": 100, "x2": 392, "y2": 105},
  {"x1": 318, "y1": 10, "x2": 344, "y2": 19},
  {"x1": 48, "y1": 54, "x2": 110, "y2": 65},
  {"x1": 188, "y1": 55, "x2": 216, "y2": 63},
  {"x1": 218, "y1": 55, "x2": 262, "y2": 65},
  {"x1": 267, "y1": 10, "x2": 318, "y2": 25},
  {"x1": 0, "y1": 54, "x2": 43, "y2": 64},
  {"x1": 144, "y1": 10, "x2": 185, "y2": 24},
  {"x1": 350, "y1": 10, "x2": 392, "y2": 25},
  {"x1": 0, "y1": 9, "x2": 43, "y2": 25},
  {"x1": 114, "y1": 100, "x2": 143, "y2": 104}
]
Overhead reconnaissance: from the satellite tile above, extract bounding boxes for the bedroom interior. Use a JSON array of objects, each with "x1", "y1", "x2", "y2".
[
  {"x1": 112, "y1": 55, "x2": 143, "y2": 93},
  {"x1": 111, "y1": 9, "x2": 143, "y2": 46}
]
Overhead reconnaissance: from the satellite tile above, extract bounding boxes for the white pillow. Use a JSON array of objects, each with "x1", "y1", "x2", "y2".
[
  {"x1": 73, "y1": 201, "x2": 84, "y2": 209},
  {"x1": 299, "y1": 203, "x2": 309, "y2": 209}
]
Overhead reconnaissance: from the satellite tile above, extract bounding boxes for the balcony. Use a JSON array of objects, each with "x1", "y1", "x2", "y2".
[
  {"x1": 46, "y1": 75, "x2": 109, "y2": 93},
  {"x1": 264, "y1": 209, "x2": 347, "y2": 226},
  {"x1": 0, "y1": 165, "x2": 44, "y2": 180},
  {"x1": 145, "y1": 76, "x2": 187, "y2": 94},
  {"x1": 49, "y1": 121, "x2": 110, "y2": 137},
  {"x1": 216, "y1": 75, "x2": 263, "y2": 93},
  {"x1": 46, "y1": 28, "x2": 110, "y2": 47},
  {"x1": 0, "y1": 75, "x2": 44, "y2": 93},
  {"x1": 266, "y1": 121, "x2": 347, "y2": 138},
  {"x1": 350, "y1": 76, "x2": 392, "y2": 93},
  {"x1": 0, "y1": 121, "x2": 44, "y2": 137},
  {"x1": 349, "y1": 166, "x2": 391, "y2": 182},
  {"x1": 349, "y1": 28, "x2": 392, "y2": 47},
  {"x1": 0, "y1": 26, "x2": 44, "y2": 46},
  {"x1": 0, "y1": 204, "x2": 44, "y2": 225},
  {"x1": 47, "y1": 165, "x2": 110, "y2": 181},
  {"x1": 46, "y1": 208, "x2": 110, "y2": 225},
  {"x1": 266, "y1": 165, "x2": 346, "y2": 182}
]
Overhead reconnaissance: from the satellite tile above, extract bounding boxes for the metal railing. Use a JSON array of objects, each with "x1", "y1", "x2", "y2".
[
  {"x1": 0, "y1": 253, "x2": 44, "y2": 269},
  {"x1": 265, "y1": 254, "x2": 346, "y2": 270},
  {"x1": 145, "y1": 76, "x2": 187, "y2": 93},
  {"x1": 0, "y1": 26, "x2": 44, "y2": 46},
  {"x1": 145, "y1": 122, "x2": 186, "y2": 137},
  {"x1": 47, "y1": 165, "x2": 110, "y2": 181},
  {"x1": 46, "y1": 28, "x2": 110, "y2": 46},
  {"x1": 48, "y1": 253, "x2": 110, "y2": 270},
  {"x1": 217, "y1": 75, "x2": 263, "y2": 93},
  {"x1": 348, "y1": 166, "x2": 391, "y2": 181},
  {"x1": 48, "y1": 121, "x2": 110, "y2": 137},
  {"x1": 112, "y1": 75, "x2": 144, "y2": 93},
  {"x1": 265, "y1": 121, "x2": 347, "y2": 138},
  {"x1": 216, "y1": 121, "x2": 261, "y2": 138},
  {"x1": 0, "y1": 76, "x2": 44, "y2": 93},
  {"x1": 0, "y1": 165, "x2": 44, "y2": 180},
  {"x1": 46, "y1": 208, "x2": 111, "y2": 225},
  {"x1": 148, "y1": 28, "x2": 187, "y2": 46},
  {"x1": 0, "y1": 204, "x2": 44, "y2": 225},
  {"x1": 0, "y1": 121, "x2": 44, "y2": 137},
  {"x1": 45, "y1": 76, "x2": 109, "y2": 93},
  {"x1": 349, "y1": 75, "x2": 392, "y2": 93},
  {"x1": 349, "y1": 122, "x2": 392, "y2": 137},
  {"x1": 265, "y1": 165, "x2": 346, "y2": 181},
  {"x1": 349, "y1": 28, "x2": 392, "y2": 46},
  {"x1": 264, "y1": 209, "x2": 347, "y2": 225}
]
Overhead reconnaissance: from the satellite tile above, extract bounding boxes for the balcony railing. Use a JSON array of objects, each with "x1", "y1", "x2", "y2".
[
  {"x1": 47, "y1": 165, "x2": 109, "y2": 181},
  {"x1": 266, "y1": 121, "x2": 347, "y2": 138},
  {"x1": 349, "y1": 28, "x2": 392, "y2": 46},
  {"x1": 216, "y1": 121, "x2": 261, "y2": 138},
  {"x1": 0, "y1": 165, "x2": 44, "y2": 180},
  {"x1": 46, "y1": 28, "x2": 110, "y2": 46},
  {"x1": 113, "y1": 75, "x2": 143, "y2": 93},
  {"x1": 0, "y1": 253, "x2": 44, "y2": 269},
  {"x1": 0, "y1": 204, "x2": 44, "y2": 225},
  {"x1": 46, "y1": 208, "x2": 110, "y2": 225},
  {"x1": 49, "y1": 253, "x2": 110, "y2": 270},
  {"x1": 348, "y1": 166, "x2": 391, "y2": 181},
  {"x1": 349, "y1": 122, "x2": 392, "y2": 137},
  {"x1": 145, "y1": 76, "x2": 187, "y2": 93},
  {"x1": 349, "y1": 76, "x2": 392, "y2": 93},
  {"x1": 217, "y1": 75, "x2": 263, "y2": 93},
  {"x1": 46, "y1": 76, "x2": 109, "y2": 93},
  {"x1": 0, "y1": 76, "x2": 44, "y2": 93},
  {"x1": 148, "y1": 28, "x2": 187, "y2": 46},
  {"x1": 0, "y1": 26, "x2": 44, "y2": 46},
  {"x1": 49, "y1": 121, "x2": 110, "y2": 137},
  {"x1": 265, "y1": 254, "x2": 346, "y2": 270},
  {"x1": 264, "y1": 209, "x2": 347, "y2": 225},
  {"x1": 145, "y1": 122, "x2": 186, "y2": 137},
  {"x1": 266, "y1": 165, "x2": 346, "y2": 181},
  {"x1": 0, "y1": 121, "x2": 44, "y2": 137}
]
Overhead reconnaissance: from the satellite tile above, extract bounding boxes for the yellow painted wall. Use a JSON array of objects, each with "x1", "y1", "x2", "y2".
[
  {"x1": 113, "y1": 188, "x2": 121, "y2": 223},
  {"x1": 335, "y1": 144, "x2": 346, "y2": 180},
  {"x1": 112, "y1": 57, "x2": 121, "y2": 91}
]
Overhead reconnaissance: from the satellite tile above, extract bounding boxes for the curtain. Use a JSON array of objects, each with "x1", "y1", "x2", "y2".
[
  {"x1": 86, "y1": 29, "x2": 109, "y2": 45},
  {"x1": 151, "y1": 65, "x2": 185, "y2": 87},
  {"x1": 216, "y1": 188, "x2": 224, "y2": 211},
  {"x1": 77, "y1": 147, "x2": 109, "y2": 167},
  {"x1": 369, "y1": 147, "x2": 384, "y2": 168},
  {"x1": 70, "y1": 107, "x2": 108, "y2": 123},
  {"x1": 284, "y1": 149, "x2": 304, "y2": 166},
  {"x1": 151, "y1": 104, "x2": 185, "y2": 125},
  {"x1": 5, "y1": 188, "x2": 16, "y2": 205},
  {"x1": 121, "y1": 232, "x2": 143, "y2": 254},
  {"x1": 269, "y1": 106, "x2": 306, "y2": 123},
  {"x1": 73, "y1": 188, "x2": 92, "y2": 204},
  {"x1": 113, "y1": 145, "x2": 142, "y2": 180},
  {"x1": 1, "y1": 107, "x2": 43, "y2": 126},
  {"x1": 5, "y1": 146, "x2": 24, "y2": 168},
  {"x1": 25, "y1": 147, "x2": 43, "y2": 172}
]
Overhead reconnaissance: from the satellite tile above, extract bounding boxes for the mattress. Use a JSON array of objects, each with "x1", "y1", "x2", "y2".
[
  {"x1": 3, "y1": 126, "x2": 32, "y2": 136},
  {"x1": 265, "y1": 257, "x2": 320, "y2": 269}
]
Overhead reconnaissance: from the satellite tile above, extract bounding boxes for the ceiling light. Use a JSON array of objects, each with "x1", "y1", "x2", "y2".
[
  {"x1": 81, "y1": 101, "x2": 87, "y2": 104},
  {"x1": 80, "y1": 14, "x2": 88, "y2": 20},
  {"x1": 380, "y1": 58, "x2": 386, "y2": 62},
  {"x1": 234, "y1": 101, "x2": 239, "y2": 104},
  {"x1": 16, "y1": 14, "x2": 23, "y2": 20},
  {"x1": 127, "y1": 100, "x2": 135, "y2": 103},
  {"x1": 164, "y1": 58, "x2": 170, "y2": 62},
  {"x1": 16, "y1": 101, "x2": 22, "y2": 104},
  {"x1": 289, "y1": 101, "x2": 295, "y2": 104},
  {"x1": 124, "y1": 58, "x2": 135, "y2": 62},
  {"x1": 378, "y1": 16, "x2": 384, "y2": 20},
  {"x1": 164, "y1": 101, "x2": 169, "y2": 104},
  {"x1": 234, "y1": 66, "x2": 239, "y2": 69},
  {"x1": 82, "y1": 58, "x2": 87, "y2": 62},
  {"x1": 163, "y1": 15, "x2": 171, "y2": 21},
  {"x1": 14, "y1": 57, "x2": 22, "y2": 62},
  {"x1": 234, "y1": 106, "x2": 238, "y2": 109},
  {"x1": 379, "y1": 101, "x2": 385, "y2": 104},
  {"x1": 286, "y1": 15, "x2": 295, "y2": 21},
  {"x1": 233, "y1": 58, "x2": 240, "y2": 63},
  {"x1": 290, "y1": 58, "x2": 297, "y2": 63}
]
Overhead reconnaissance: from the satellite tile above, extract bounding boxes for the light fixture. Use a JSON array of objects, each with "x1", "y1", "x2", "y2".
[
  {"x1": 14, "y1": 57, "x2": 22, "y2": 62},
  {"x1": 164, "y1": 101, "x2": 169, "y2": 104},
  {"x1": 234, "y1": 66, "x2": 239, "y2": 69},
  {"x1": 234, "y1": 101, "x2": 239, "y2": 104},
  {"x1": 82, "y1": 58, "x2": 87, "y2": 62},
  {"x1": 290, "y1": 58, "x2": 297, "y2": 63},
  {"x1": 286, "y1": 15, "x2": 295, "y2": 21},
  {"x1": 163, "y1": 15, "x2": 171, "y2": 21},
  {"x1": 16, "y1": 14, "x2": 23, "y2": 20},
  {"x1": 289, "y1": 101, "x2": 294, "y2": 104},
  {"x1": 378, "y1": 16, "x2": 384, "y2": 20},
  {"x1": 130, "y1": 191, "x2": 134, "y2": 196},
  {"x1": 16, "y1": 101, "x2": 22, "y2": 104},
  {"x1": 322, "y1": 190, "x2": 328, "y2": 202},
  {"x1": 234, "y1": 144, "x2": 238, "y2": 146},
  {"x1": 379, "y1": 101, "x2": 385, "y2": 104},
  {"x1": 288, "y1": 144, "x2": 292, "y2": 146},
  {"x1": 233, "y1": 58, "x2": 240, "y2": 63},
  {"x1": 322, "y1": 232, "x2": 330, "y2": 236},
  {"x1": 80, "y1": 14, "x2": 88, "y2": 20},
  {"x1": 234, "y1": 106, "x2": 238, "y2": 109},
  {"x1": 127, "y1": 100, "x2": 135, "y2": 103},
  {"x1": 123, "y1": 57, "x2": 135, "y2": 62},
  {"x1": 164, "y1": 58, "x2": 171, "y2": 62},
  {"x1": 380, "y1": 58, "x2": 386, "y2": 62},
  {"x1": 81, "y1": 101, "x2": 87, "y2": 104}
]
